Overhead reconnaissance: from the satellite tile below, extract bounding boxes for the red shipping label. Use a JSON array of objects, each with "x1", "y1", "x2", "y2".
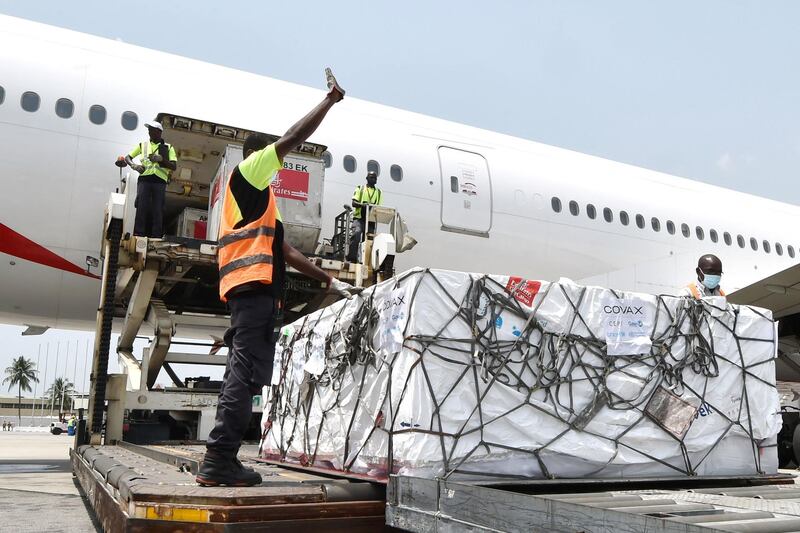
[
  {"x1": 505, "y1": 277, "x2": 541, "y2": 307},
  {"x1": 194, "y1": 220, "x2": 207, "y2": 240},
  {"x1": 210, "y1": 173, "x2": 223, "y2": 208},
  {"x1": 272, "y1": 169, "x2": 310, "y2": 201}
]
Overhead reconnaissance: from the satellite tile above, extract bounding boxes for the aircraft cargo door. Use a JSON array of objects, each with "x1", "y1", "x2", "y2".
[{"x1": 438, "y1": 147, "x2": 492, "y2": 236}]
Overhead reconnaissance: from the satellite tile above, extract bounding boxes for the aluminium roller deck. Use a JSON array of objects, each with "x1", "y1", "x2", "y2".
[
  {"x1": 386, "y1": 473, "x2": 800, "y2": 533},
  {"x1": 70, "y1": 441, "x2": 394, "y2": 532}
]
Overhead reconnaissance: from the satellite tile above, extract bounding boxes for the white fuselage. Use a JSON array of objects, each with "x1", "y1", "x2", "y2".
[{"x1": 1, "y1": 15, "x2": 798, "y2": 330}]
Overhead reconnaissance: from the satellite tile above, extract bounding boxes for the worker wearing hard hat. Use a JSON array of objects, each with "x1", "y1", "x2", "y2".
[
  {"x1": 196, "y1": 69, "x2": 360, "y2": 488},
  {"x1": 346, "y1": 170, "x2": 383, "y2": 262},
  {"x1": 118, "y1": 120, "x2": 177, "y2": 238},
  {"x1": 684, "y1": 254, "x2": 726, "y2": 298}
]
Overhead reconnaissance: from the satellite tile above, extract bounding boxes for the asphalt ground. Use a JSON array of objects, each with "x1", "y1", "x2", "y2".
[{"x1": 0, "y1": 431, "x2": 100, "y2": 533}]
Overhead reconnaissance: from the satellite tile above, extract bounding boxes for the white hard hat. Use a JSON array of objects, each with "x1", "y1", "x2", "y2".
[{"x1": 144, "y1": 120, "x2": 163, "y2": 131}]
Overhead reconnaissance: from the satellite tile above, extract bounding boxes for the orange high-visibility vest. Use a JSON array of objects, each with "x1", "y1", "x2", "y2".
[
  {"x1": 217, "y1": 178, "x2": 280, "y2": 302},
  {"x1": 686, "y1": 283, "x2": 726, "y2": 299}
]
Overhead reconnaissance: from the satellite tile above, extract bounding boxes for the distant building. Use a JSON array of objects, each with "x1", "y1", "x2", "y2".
[
  {"x1": 0, "y1": 394, "x2": 89, "y2": 418},
  {"x1": 0, "y1": 395, "x2": 39, "y2": 417}
]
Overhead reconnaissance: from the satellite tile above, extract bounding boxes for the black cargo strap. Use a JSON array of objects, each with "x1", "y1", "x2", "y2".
[
  {"x1": 219, "y1": 254, "x2": 273, "y2": 278},
  {"x1": 218, "y1": 226, "x2": 276, "y2": 248}
]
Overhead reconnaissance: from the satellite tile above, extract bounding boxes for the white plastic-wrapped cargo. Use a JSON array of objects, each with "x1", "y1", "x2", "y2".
[{"x1": 260, "y1": 269, "x2": 780, "y2": 481}]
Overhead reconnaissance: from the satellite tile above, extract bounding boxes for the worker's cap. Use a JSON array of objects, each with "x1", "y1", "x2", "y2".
[
  {"x1": 144, "y1": 121, "x2": 164, "y2": 131},
  {"x1": 366, "y1": 171, "x2": 378, "y2": 179}
]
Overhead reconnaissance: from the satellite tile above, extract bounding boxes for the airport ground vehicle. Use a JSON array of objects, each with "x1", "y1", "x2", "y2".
[{"x1": 49, "y1": 421, "x2": 68, "y2": 435}]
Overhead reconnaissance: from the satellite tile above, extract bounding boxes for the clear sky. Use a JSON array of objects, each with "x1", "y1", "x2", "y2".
[{"x1": 1, "y1": 1, "x2": 799, "y2": 395}]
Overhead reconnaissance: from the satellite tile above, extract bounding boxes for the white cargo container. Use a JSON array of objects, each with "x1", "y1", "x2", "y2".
[
  {"x1": 207, "y1": 144, "x2": 324, "y2": 254},
  {"x1": 175, "y1": 207, "x2": 208, "y2": 240}
]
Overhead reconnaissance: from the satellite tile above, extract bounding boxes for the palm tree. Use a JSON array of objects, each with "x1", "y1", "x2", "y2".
[
  {"x1": 3, "y1": 356, "x2": 39, "y2": 424},
  {"x1": 46, "y1": 377, "x2": 75, "y2": 414}
]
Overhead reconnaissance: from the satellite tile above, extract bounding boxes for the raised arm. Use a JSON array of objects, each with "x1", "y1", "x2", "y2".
[{"x1": 274, "y1": 69, "x2": 345, "y2": 162}]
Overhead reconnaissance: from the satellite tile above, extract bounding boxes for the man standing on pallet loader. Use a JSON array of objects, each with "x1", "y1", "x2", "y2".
[
  {"x1": 119, "y1": 120, "x2": 178, "y2": 238},
  {"x1": 346, "y1": 170, "x2": 382, "y2": 262},
  {"x1": 196, "y1": 69, "x2": 359, "y2": 487},
  {"x1": 684, "y1": 254, "x2": 726, "y2": 298}
]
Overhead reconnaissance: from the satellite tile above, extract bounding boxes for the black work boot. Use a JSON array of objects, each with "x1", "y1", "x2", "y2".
[{"x1": 196, "y1": 453, "x2": 262, "y2": 487}]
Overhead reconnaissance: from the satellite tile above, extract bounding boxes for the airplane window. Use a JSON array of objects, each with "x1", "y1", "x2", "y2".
[
  {"x1": 55, "y1": 98, "x2": 74, "y2": 119},
  {"x1": 89, "y1": 104, "x2": 106, "y2": 125},
  {"x1": 569, "y1": 200, "x2": 580, "y2": 216},
  {"x1": 121, "y1": 111, "x2": 138, "y2": 130},
  {"x1": 651, "y1": 217, "x2": 661, "y2": 232},
  {"x1": 450, "y1": 175, "x2": 459, "y2": 193},
  {"x1": 681, "y1": 223, "x2": 690, "y2": 238},
  {"x1": 666, "y1": 220, "x2": 675, "y2": 235},
  {"x1": 367, "y1": 159, "x2": 380, "y2": 176},
  {"x1": 750, "y1": 237, "x2": 758, "y2": 251},
  {"x1": 737, "y1": 234, "x2": 745, "y2": 248},
  {"x1": 322, "y1": 151, "x2": 332, "y2": 168},
  {"x1": 586, "y1": 204, "x2": 596, "y2": 220},
  {"x1": 776, "y1": 243, "x2": 784, "y2": 256},
  {"x1": 343, "y1": 155, "x2": 356, "y2": 173},
  {"x1": 390, "y1": 164, "x2": 403, "y2": 182},
  {"x1": 696, "y1": 226, "x2": 704, "y2": 240},
  {"x1": 709, "y1": 229, "x2": 718, "y2": 243},
  {"x1": 620, "y1": 211, "x2": 629, "y2": 226},
  {"x1": 789, "y1": 245, "x2": 796, "y2": 258},
  {"x1": 723, "y1": 232, "x2": 732, "y2": 246},
  {"x1": 635, "y1": 214, "x2": 645, "y2": 229},
  {"x1": 0, "y1": 85, "x2": 4, "y2": 105},
  {"x1": 21, "y1": 91, "x2": 40, "y2": 112},
  {"x1": 603, "y1": 207, "x2": 613, "y2": 222},
  {"x1": 551, "y1": 197, "x2": 562, "y2": 213},
  {"x1": 763, "y1": 240, "x2": 771, "y2": 254}
]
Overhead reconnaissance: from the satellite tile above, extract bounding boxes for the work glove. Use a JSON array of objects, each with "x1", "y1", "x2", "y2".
[
  {"x1": 325, "y1": 67, "x2": 345, "y2": 102},
  {"x1": 149, "y1": 153, "x2": 163, "y2": 163},
  {"x1": 133, "y1": 164, "x2": 146, "y2": 173},
  {"x1": 328, "y1": 277, "x2": 362, "y2": 299}
]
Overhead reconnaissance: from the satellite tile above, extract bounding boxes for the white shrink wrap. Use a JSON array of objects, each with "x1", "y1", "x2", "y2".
[{"x1": 260, "y1": 269, "x2": 780, "y2": 481}]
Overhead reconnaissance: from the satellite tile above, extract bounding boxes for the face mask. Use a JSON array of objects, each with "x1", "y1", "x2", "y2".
[{"x1": 702, "y1": 274, "x2": 721, "y2": 290}]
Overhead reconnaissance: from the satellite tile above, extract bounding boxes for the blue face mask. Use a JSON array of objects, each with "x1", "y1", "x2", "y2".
[{"x1": 702, "y1": 274, "x2": 721, "y2": 290}]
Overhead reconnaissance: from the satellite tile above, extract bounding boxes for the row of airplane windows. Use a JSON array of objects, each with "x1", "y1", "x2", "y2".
[
  {"x1": 0, "y1": 86, "x2": 138, "y2": 129},
  {"x1": 321, "y1": 151, "x2": 404, "y2": 182},
  {"x1": 0, "y1": 85, "x2": 406, "y2": 183},
  {"x1": 551, "y1": 196, "x2": 796, "y2": 258}
]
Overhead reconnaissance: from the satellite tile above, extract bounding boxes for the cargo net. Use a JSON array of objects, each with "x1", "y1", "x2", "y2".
[{"x1": 261, "y1": 269, "x2": 780, "y2": 481}]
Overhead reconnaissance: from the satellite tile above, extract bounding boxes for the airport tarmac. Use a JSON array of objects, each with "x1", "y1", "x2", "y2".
[{"x1": 0, "y1": 431, "x2": 99, "y2": 533}]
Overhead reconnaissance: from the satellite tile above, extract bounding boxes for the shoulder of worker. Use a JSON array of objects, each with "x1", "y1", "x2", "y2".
[
  {"x1": 166, "y1": 143, "x2": 178, "y2": 161},
  {"x1": 681, "y1": 281, "x2": 698, "y2": 298},
  {"x1": 237, "y1": 144, "x2": 281, "y2": 190}
]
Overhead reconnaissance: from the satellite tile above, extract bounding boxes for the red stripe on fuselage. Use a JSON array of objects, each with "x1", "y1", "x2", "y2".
[{"x1": 0, "y1": 223, "x2": 100, "y2": 279}]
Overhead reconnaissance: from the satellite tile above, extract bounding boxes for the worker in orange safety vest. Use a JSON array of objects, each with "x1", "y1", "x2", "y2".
[{"x1": 196, "y1": 69, "x2": 360, "y2": 488}]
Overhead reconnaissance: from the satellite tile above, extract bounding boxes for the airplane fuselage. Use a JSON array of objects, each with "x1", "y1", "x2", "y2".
[{"x1": 1, "y1": 15, "x2": 798, "y2": 330}]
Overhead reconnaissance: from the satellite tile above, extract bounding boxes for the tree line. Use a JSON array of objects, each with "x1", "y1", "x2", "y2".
[{"x1": 3, "y1": 355, "x2": 76, "y2": 424}]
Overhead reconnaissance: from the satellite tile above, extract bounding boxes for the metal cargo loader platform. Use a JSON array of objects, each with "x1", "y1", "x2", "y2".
[
  {"x1": 386, "y1": 474, "x2": 800, "y2": 533},
  {"x1": 70, "y1": 442, "x2": 393, "y2": 532}
]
